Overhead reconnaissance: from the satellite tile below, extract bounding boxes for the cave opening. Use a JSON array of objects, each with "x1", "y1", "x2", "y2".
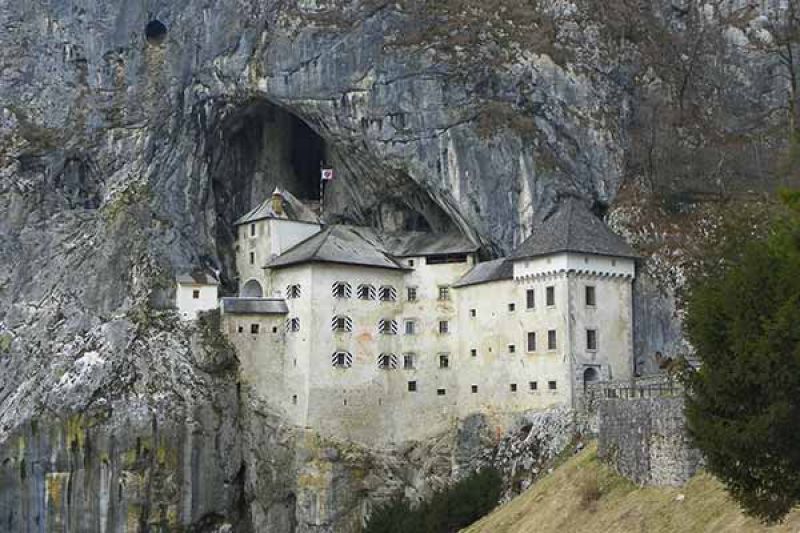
[{"x1": 145, "y1": 20, "x2": 167, "y2": 45}]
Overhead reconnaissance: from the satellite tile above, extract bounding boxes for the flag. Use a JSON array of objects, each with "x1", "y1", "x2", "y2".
[{"x1": 321, "y1": 168, "x2": 334, "y2": 181}]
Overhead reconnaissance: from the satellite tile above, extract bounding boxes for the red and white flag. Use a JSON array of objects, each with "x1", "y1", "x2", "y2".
[{"x1": 321, "y1": 168, "x2": 335, "y2": 181}]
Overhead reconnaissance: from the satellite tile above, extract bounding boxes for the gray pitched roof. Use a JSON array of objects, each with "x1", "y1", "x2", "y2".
[
  {"x1": 221, "y1": 298, "x2": 288, "y2": 315},
  {"x1": 176, "y1": 271, "x2": 219, "y2": 285},
  {"x1": 265, "y1": 225, "x2": 407, "y2": 271},
  {"x1": 381, "y1": 231, "x2": 479, "y2": 257},
  {"x1": 510, "y1": 197, "x2": 637, "y2": 260},
  {"x1": 453, "y1": 258, "x2": 513, "y2": 288},
  {"x1": 234, "y1": 189, "x2": 320, "y2": 226}
]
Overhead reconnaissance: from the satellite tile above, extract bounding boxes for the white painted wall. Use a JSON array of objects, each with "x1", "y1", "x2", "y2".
[
  {"x1": 176, "y1": 283, "x2": 218, "y2": 320},
  {"x1": 513, "y1": 252, "x2": 635, "y2": 279},
  {"x1": 268, "y1": 219, "x2": 321, "y2": 258}
]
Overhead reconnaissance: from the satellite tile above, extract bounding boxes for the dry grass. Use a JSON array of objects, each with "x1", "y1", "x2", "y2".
[{"x1": 462, "y1": 442, "x2": 800, "y2": 533}]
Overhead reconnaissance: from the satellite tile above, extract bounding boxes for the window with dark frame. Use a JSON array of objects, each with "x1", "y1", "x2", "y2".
[
  {"x1": 250, "y1": 324, "x2": 260, "y2": 334},
  {"x1": 508, "y1": 344, "x2": 516, "y2": 354},
  {"x1": 405, "y1": 320, "x2": 416, "y2": 335},
  {"x1": 331, "y1": 315, "x2": 352, "y2": 333},
  {"x1": 529, "y1": 381, "x2": 538, "y2": 391},
  {"x1": 439, "y1": 354, "x2": 449, "y2": 369},
  {"x1": 546, "y1": 286, "x2": 555, "y2": 306},
  {"x1": 471, "y1": 385, "x2": 478, "y2": 393},
  {"x1": 470, "y1": 348, "x2": 477, "y2": 357},
  {"x1": 439, "y1": 320, "x2": 449, "y2": 334},
  {"x1": 586, "y1": 285, "x2": 596, "y2": 307},
  {"x1": 378, "y1": 319, "x2": 398, "y2": 335},
  {"x1": 548, "y1": 380, "x2": 557, "y2": 390},
  {"x1": 508, "y1": 303, "x2": 516, "y2": 312},
  {"x1": 287, "y1": 317, "x2": 300, "y2": 333},
  {"x1": 332, "y1": 351, "x2": 353, "y2": 368},
  {"x1": 438, "y1": 285, "x2": 450, "y2": 301},
  {"x1": 408, "y1": 381, "x2": 417, "y2": 392},
  {"x1": 527, "y1": 331, "x2": 536, "y2": 352},
  {"x1": 192, "y1": 289, "x2": 200, "y2": 299},
  {"x1": 249, "y1": 252, "x2": 255, "y2": 265},
  {"x1": 469, "y1": 309, "x2": 476, "y2": 318},
  {"x1": 403, "y1": 353, "x2": 415, "y2": 370},
  {"x1": 287, "y1": 284, "x2": 301, "y2": 298},
  {"x1": 250, "y1": 223, "x2": 256, "y2": 237},
  {"x1": 332, "y1": 281, "x2": 352, "y2": 299},
  {"x1": 379, "y1": 285, "x2": 397, "y2": 301},
  {"x1": 237, "y1": 325, "x2": 244, "y2": 333},
  {"x1": 548, "y1": 329, "x2": 557, "y2": 350},
  {"x1": 357, "y1": 284, "x2": 375, "y2": 300},
  {"x1": 587, "y1": 329, "x2": 598, "y2": 351},
  {"x1": 407, "y1": 287, "x2": 417, "y2": 301},
  {"x1": 437, "y1": 388, "x2": 446, "y2": 396},
  {"x1": 526, "y1": 289, "x2": 535, "y2": 309},
  {"x1": 510, "y1": 383, "x2": 517, "y2": 392}
]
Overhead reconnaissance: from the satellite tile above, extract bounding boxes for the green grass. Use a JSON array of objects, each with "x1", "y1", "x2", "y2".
[{"x1": 463, "y1": 442, "x2": 800, "y2": 533}]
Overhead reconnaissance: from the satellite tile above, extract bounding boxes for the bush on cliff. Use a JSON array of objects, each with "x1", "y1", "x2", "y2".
[
  {"x1": 364, "y1": 467, "x2": 503, "y2": 533},
  {"x1": 685, "y1": 190, "x2": 800, "y2": 523}
]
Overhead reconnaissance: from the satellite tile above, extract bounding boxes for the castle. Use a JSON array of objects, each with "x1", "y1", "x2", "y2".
[{"x1": 176, "y1": 190, "x2": 637, "y2": 445}]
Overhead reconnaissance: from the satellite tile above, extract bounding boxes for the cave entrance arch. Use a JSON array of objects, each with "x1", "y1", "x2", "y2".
[
  {"x1": 241, "y1": 279, "x2": 264, "y2": 298},
  {"x1": 583, "y1": 366, "x2": 601, "y2": 389}
]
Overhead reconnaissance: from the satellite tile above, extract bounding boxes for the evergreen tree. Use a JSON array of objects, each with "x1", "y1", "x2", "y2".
[{"x1": 685, "y1": 191, "x2": 800, "y2": 522}]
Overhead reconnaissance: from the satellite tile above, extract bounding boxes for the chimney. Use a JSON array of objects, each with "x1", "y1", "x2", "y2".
[{"x1": 271, "y1": 188, "x2": 284, "y2": 216}]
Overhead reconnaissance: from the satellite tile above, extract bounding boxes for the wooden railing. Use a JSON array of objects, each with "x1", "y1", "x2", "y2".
[{"x1": 585, "y1": 374, "x2": 684, "y2": 402}]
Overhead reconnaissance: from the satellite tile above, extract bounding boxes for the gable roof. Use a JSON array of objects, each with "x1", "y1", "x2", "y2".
[
  {"x1": 265, "y1": 225, "x2": 407, "y2": 271},
  {"x1": 176, "y1": 270, "x2": 219, "y2": 285},
  {"x1": 381, "y1": 231, "x2": 479, "y2": 257},
  {"x1": 234, "y1": 189, "x2": 320, "y2": 226},
  {"x1": 510, "y1": 197, "x2": 637, "y2": 260},
  {"x1": 453, "y1": 258, "x2": 513, "y2": 288}
]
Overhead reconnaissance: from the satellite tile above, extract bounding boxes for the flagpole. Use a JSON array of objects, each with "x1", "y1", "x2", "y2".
[{"x1": 319, "y1": 160, "x2": 324, "y2": 218}]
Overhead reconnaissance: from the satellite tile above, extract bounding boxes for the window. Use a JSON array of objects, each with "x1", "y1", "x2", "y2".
[
  {"x1": 249, "y1": 252, "x2": 255, "y2": 265},
  {"x1": 508, "y1": 344, "x2": 516, "y2": 354},
  {"x1": 404, "y1": 320, "x2": 416, "y2": 335},
  {"x1": 546, "y1": 286, "x2": 555, "y2": 306},
  {"x1": 527, "y1": 332, "x2": 536, "y2": 352},
  {"x1": 377, "y1": 353, "x2": 398, "y2": 370},
  {"x1": 379, "y1": 285, "x2": 397, "y2": 301},
  {"x1": 286, "y1": 284, "x2": 301, "y2": 298},
  {"x1": 438, "y1": 320, "x2": 449, "y2": 334},
  {"x1": 510, "y1": 383, "x2": 517, "y2": 392},
  {"x1": 585, "y1": 285, "x2": 596, "y2": 307},
  {"x1": 272, "y1": 326, "x2": 278, "y2": 333},
  {"x1": 286, "y1": 317, "x2": 300, "y2": 333},
  {"x1": 438, "y1": 286, "x2": 450, "y2": 301},
  {"x1": 529, "y1": 381, "x2": 538, "y2": 391},
  {"x1": 237, "y1": 325, "x2": 244, "y2": 333},
  {"x1": 548, "y1": 329, "x2": 557, "y2": 350},
  {"x1": 192, "y1": 289, "x2": 200, "y2": 299},
  {"x1": 332, "y1": 281, "x2": 352, "y2": 299},
  {"x1": 470, "y1": 348, "x2": 477, "y2": 357},
  {"x1": 378, "y1": 319, "x2": 398, "y2": 335},
  {"x1": 587, "y1": 329, "x2": 598, "y2": 351},
  {"x1": 437, "y1": 388, "x2": 446, "y2": 396},
  {"x1": 331, "y1": 315, "x2": 353, "y2": 333},
  {"x1": 408, "y1": 381, "x2": 417, "y2": 392},
  {"x1": 439, "y1": 354, "x2": 450, "y2": 369},
  {"x1": 471, "y1": 385, "x2": 478, "y2": 393},
  {"x1": 403, "y1": 353, "x2": 415, "y2": 369},
  {"x1": 548, "y1": 380, "x2": 557, "y2": 390},
  {"x1": 526, "y1": 289, "x2": 535, "y2": 309},
  {"x1": 357, "y1": 284, "x2": 376, "y2": 300},
  {"x1": 508, "y1": 303, "x2": 515, "y2": 312},
  {"x1": 250, "y1": 324, "x2": 260, "y2": 334},
  {"x1": 408, "y1": 259, "x2": 415, "y2": 267},
  {"x1": 469, "y1": 309, "x2": 476, "y2": 318},
  {"x1": 292, "y1": 394, "x2": 298, "y2": 404},
  {"x1": 331, "y1": 351, "x2": 353, "y2": 368},
  {"x1": 250, "y1": 223, "x2": 256, "y2": 237},
  {"x1": 407, "y1": 287, "x2": 417, "y2": 301},
  {"x1": 427, "y1": 254, "x2": 468, "y2": 264}
]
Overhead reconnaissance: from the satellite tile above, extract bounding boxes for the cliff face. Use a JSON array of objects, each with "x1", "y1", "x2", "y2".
[{"x1": 0, "y1": 0, "x2": 794, "y2": 530}]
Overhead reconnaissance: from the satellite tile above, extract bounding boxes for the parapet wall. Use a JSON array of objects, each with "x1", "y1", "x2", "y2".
[{"x1": 596, "y1": 386, "x2": 703, "y2": 486}]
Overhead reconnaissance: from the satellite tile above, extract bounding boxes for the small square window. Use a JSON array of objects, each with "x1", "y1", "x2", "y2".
[
  {"x1": 508, "y1": 303, "x2": 516, "y2": 312},
  {"x1": 439, "y1": 320, "x2": 449, "y2": 334},
  {"x1": 548, "y1": 330, "x2": 557, "y2": 350},
  {"x1": 470, "y1": 348, "x2": 477, "y2": 357},
  {"x1": 529, "y1": 381, "x2": 538, "y2": 391},
  {"x1": 408, "y1": 381, "x2": 417, "y2": 392},
  {"x1": 508, "y1": 344, "x2": 516, "y2": 354},
  {"x1": 437, "y1": 388, "x2": 446, "y2": 396},
  {"x1": 237, "y1": 325, "x2": 244, "y2": 333},
  {"x1": 548, "y1": 380, "x2": 557, "y2": 390},
  {"x1": 272, "y1": 326, "x2": 278, "y2": 333},
  {"x1": 192, "y1": 289, "x2": 200, "y2": 299},
  {"x1": 471, "y1": 385, "x2": 478, "y2": 393},
  {"x1": 526, "y1": 289, "x2": 535, "y2": 309},
  {"x1": 527, "y1": 332, "x2": 536, "y2": 352},
  {"x1": 469, "y1": 309, "x2": 476, "y2": 318},
  {"x1": 510, "y1": 383, "x2": 517, "y2": 392},
  {"x1": 405, "y1": 320, "x2": 416, "y2": 335},
  {"x1": 546, "y1": 286, "x2": 555, "y2": 306},
  {"x1": 439, "y1": 354, "x2": 449, "y2": 369},
  {"x1": 438, "y1": 286, "x2": 450, "y2": 301},
  {"x1": 407, "y1": 287, "x2": 417, "y2": 301},
  {"x1": 586, "y1": 285, "x2": 596, "y2": 307},
  {"x1": 408, "y1": 259, "x2": 415, "y2": 267},
  {"x1": 403, "y1": 353, "x2": 415, "y2": 370},
  {"x1": 249, "y1": 252, "x2": 255, "y2": 265},
  {"x1": 587, "y1": 329, "x2": 598, "y2": 351},
  {"x1": 250, "y1": 324, "x2": 260, "y2": 334}
]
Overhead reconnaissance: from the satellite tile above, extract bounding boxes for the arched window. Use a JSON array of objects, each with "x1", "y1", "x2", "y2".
[
  {"x1": 583, "y1": 367, "x2": 601, "y2": 385},
  {"x1": 357, "y1": 284, "x2": 376, "y2": 300},
  {"x1": 378, "y1": 319, "x2": 398, "y2": 335},
  {"x1": 241, "y1": 279, "x2": 263, "y2": 298},
  {"x1": 377, "y1": 353, "x2": 398, "y2": 370},
  {"x1": 332, "y1": 281, "x2": 352, "y2": 299},
  {"x1": 378, "y1": 285, "x2": 397, "y2": 302},
  {"x1": 331, "y1": 315, "x2": 353, "y2": 332},
  {"x1": 332, "y1": 351, "x2": 353, "y2": 368}
]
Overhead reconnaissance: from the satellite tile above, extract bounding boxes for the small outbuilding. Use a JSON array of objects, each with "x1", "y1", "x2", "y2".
[{"x1": 175, "y1": 271, "x2": 219, "y2": 320}]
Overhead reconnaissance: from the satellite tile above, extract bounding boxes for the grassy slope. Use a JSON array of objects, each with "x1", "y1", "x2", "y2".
[{"x1": 464, "y1": 443, "x2": 800, "y2": 533}]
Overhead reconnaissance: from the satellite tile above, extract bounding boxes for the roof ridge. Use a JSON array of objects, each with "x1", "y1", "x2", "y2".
[{"x1": 308, "y1": 225, "x2": 333, "y2": 260}]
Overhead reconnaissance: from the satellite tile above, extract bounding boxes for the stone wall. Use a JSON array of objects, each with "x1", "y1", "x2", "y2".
[{"x1": 597, "y1": 395, "x2": 703, "y2": 486}]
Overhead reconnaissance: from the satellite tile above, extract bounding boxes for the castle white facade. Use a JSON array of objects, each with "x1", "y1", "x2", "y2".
[{"x1": 186, "y1": 191, "x2": 637, "y2": 445}]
